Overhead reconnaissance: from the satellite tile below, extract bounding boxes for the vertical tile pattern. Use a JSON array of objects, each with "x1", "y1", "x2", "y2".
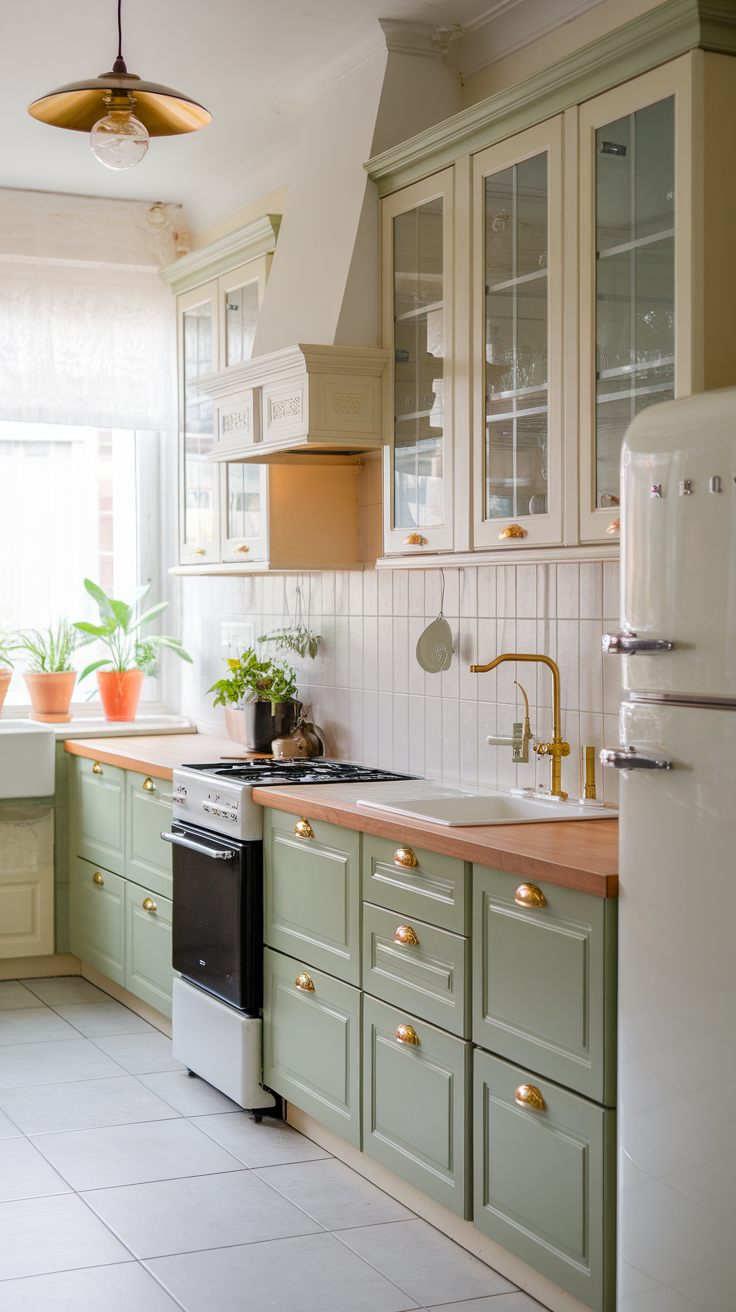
[{"x1": 177, "y1": 560, "x2": 620, "y2": 799}]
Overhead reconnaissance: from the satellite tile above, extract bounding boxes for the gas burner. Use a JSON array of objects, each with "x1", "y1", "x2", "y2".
[{"x1": 182, "y1": 760, "x2": 418, "y2": 787}]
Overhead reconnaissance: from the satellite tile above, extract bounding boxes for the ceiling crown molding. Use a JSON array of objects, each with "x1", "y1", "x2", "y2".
[
  {"x1": 378, "y1": 19, "x2": 442, "y2": 57},
  {"x1": 159, "y1": 214, "x2": 281, "y2": 294}
]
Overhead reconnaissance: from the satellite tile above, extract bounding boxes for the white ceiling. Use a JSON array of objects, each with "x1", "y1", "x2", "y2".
[{"x1": 1, "y1": 0, "x2": 605, "y2": 234}]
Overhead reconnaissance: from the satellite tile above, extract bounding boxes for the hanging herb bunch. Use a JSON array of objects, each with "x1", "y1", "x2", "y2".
[{"x1": 259, "y1": 580, "x2": 322, "y2": 661}]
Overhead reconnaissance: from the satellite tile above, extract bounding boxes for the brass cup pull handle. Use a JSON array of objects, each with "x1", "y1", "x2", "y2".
[
  {"x1": 515, "y1": 882, "x2": 547, "y2": 908},
  {"x1": 395, "y1": 925, "x2": 419, "y2": 946},
  {"x1": 142, "y1": 897, "x2": 157, "y2": 913},
  {"x1": 295, "y1": 817, "x2": 315, "y2": 840},
  {"x1": 142, "y1": 777, "x2": 156, "y2": 793},
  {"x1": 394, "y1": 845, "x2": 419, "y2": 869},
  {"x1": 92, "y1": 761, "x2": 103, "y2": 775},
  {"x1": 93, "y1": 872, "x2": 104, "y2": 885},
  {"x1": 402, "y1": 533, "x2": 428, "y2": 546},
  {"x1": 234, "y1": 545, "x2": 250, "y2": 553},
  {"x1": 515, "y1": 1083, "x2": 546, "y2": 1111},
  {"x1": 295, "y1": 973, "x2": 315, "y2": 992},
  {"x1": 396, "y1": 1024, "x2": 420, "y2": 1046},
  {"x1": 190, "y1": 548, "x2": 206, "y2": 556}
]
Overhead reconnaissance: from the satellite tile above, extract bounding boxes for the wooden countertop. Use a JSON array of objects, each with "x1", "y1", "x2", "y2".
[{"x1": 64, "y1": 735, "x2": 618, "y2": 897}]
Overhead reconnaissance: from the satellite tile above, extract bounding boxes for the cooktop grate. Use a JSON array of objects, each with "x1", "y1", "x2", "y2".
[{"x1": 181, "y1": 760, "x2": 419, "y2": 786}]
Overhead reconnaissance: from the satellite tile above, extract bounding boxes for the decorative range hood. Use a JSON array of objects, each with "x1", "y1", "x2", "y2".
[{"x1": 199, "y1": 343, "x2": 390, "y2": 464}]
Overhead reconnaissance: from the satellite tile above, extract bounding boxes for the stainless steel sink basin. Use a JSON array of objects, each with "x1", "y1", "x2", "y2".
[{"x1": 352, "y1": 782, "x2": 613, "y2": 827}]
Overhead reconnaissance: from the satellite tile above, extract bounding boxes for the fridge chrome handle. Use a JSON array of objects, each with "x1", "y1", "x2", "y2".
[
  {"x1": 600, "y1": 747, "x2": 673, "y2": 771},
  {"x1": 160, "y1": 831, "x2": 236, "y2": 860},
  {"x1": 602, "y1": 633, "x2": 675, "y2": 654}
]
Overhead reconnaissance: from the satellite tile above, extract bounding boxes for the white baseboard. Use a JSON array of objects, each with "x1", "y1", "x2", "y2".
[
  {"x1": 0, "y1": 952, "x2": 81, "y2": 980},
  {"x1": 286, "y1": 1104, "x2": 594, "y2": 1312},
  {"x1": 79, "y1": 963, "x2": 172, "y2": 1037}
]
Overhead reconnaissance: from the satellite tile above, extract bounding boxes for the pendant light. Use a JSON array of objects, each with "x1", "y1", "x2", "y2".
[{"x1": 28, "y1": 0, "x2": 211, "y2": 171}]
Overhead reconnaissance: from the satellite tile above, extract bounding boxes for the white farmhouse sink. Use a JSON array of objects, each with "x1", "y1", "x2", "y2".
[
  {"x1": 353, "y1": 781, "x2": 613, "y2": 826},
  {"x1": 0, "y1": 721, "x2": 56, "y2": 798}
]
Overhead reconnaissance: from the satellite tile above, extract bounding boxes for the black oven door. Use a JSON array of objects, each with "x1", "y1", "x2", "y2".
[{"x1": 162, "y1": 821, "x2": 262, "y2": 1013}]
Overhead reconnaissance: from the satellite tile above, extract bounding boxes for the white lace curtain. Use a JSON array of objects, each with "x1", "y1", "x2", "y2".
[{"x1": 0, "y1": 189, "x2": 187, "y2": 430}]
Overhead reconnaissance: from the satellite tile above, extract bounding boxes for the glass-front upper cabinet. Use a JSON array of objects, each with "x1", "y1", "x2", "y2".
[
  {"x1": 473, "y1": 119, "x2": 563, "y2": 549},
  {"x1": 381, "y1": 169, "x2": 454, "y2": 553}
]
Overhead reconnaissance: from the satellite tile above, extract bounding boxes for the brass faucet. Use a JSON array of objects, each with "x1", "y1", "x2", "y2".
[{"x1": 470, "y1": 653, "x2": 571, "y2": 799}]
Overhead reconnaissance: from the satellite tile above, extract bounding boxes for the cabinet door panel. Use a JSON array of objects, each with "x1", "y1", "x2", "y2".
[
  {"x1": 263, "y1": 947, "x2": 361, "y2": 1147},
  {"x1": 474, "y1": 1048, "x2": 615, "y2": 1312},
  {"x1": 473, "y1": 866, "x2": 616, "y2": 1104},
  {"x1": 125, "y1": 880, "x2": 174, "y2": 1018},
  {"x1": 264, "y1": 809, "x2": 361, "y2": 985},
  {"x1": 126, "y1": 771, "x2": 173, "y2": 899},
  {"x1": 363, "y1": 995, "x2": 471, "y2": 1217},
  {"x1": 362, "y1": 902, "x2": 469, "y2": 1038},
  {"x1": 71, "y1": 756, "x2": 125, "y2": 876},
  {"x1": 70, "y1": 856, "x2": 125, "y2": 985},
  {"x1": 362, "y1": 834, "x2": 469, "y2": 934}
]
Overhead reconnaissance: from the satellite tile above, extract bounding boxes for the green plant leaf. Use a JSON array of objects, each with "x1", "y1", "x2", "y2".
[
  {"x1": 78, "y1": 658, "x2": 112, "y2": 682},
  {"x1": 129, "y1": 602, "x2": 169, "y2": 633},
  {"x1": 134, "y1": 582, "x2": 151, "y2": 602},
  {"x1": 73, "y1": 622, "x2": 107, "y2": 638},
  {"x1": 84, "y1": 578, "x2": 115, "y2": 619},
  {"x1": 150, "y1": 636, "x2": 193, "y2": 662},
  {"x1": 109, "y1": 599, "x2": 133, "y2": 631}
]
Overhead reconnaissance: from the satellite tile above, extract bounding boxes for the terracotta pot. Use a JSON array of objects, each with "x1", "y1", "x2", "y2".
[
  {"x1": 97, "y1": 669, "x2": 145, "y2": 722},
  {"x1": 0, "y1": 668, "x2": 11, "y2": 714},
  {"x1": 23, "y1": 671, "x2": 77, "y2": 723},
  {"x1": 224, "y1": 700, "x2": 300, "y2": 753}
]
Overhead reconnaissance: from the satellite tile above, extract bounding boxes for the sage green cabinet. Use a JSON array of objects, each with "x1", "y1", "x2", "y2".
[
  {"x1": 264, "y1": 808, "x2": 361, "y2": 986},
  {"x1": 263, "y1": 946, "x2": 362, "y2": 1147},
  {"x1": 69, "y1": 856, "x2": 125, "y2": 986},
  {"x1": 126, "y1": 771, "x2": 174, "y2": 899},
  {"x1": 362, "y1": 901, "x2": 470, "y2": 1038},
  {"x1": 363, "y1": 994, "x2": 471, "y2": 1217},
  {"x1": 473, "y1": 866, "x2": 617, "y2": 1104},
  {"x1": 124, "y1": 880, "x2": 174, "y2": 1017},
  {"x1": 474, "y1": 1047, "x2": 616, "y2": 1312},
  {"x1": 71, "y1": 756, "x2": 126, "y2": 877},
  {"x1": 362, "y1": 833, "x2": 470, "y2": 935}
]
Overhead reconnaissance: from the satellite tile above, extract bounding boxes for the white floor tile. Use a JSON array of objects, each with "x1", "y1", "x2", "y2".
[
  {"x1": 138, "y1": 1069, "x2": 241, "y2": 1116},
  {"x1": 426, "y1": 1295, "x2": 546, "y2": 1312},
  {"x1": 0, "y1": 1008, "x2": 79, "y2": 1046},
  {"x1": 32, "y1": 1116, "x2": 244, "y2": 1190},
  {"x1": 83, "y1": 1169, "x2": 323, "y2": 1258},
  {"x1": 145, "y1": 1231, "x2": 420, "y2": 1312},
  {"x1": 336, "y1": 1218, "x2": 517, "y2": 1306},
  {"x1": 0, "y1": 1039, "x2": 125, "y2": 1090},
  {"x1": 21, "y1": 977, "x2": 111, "y2": 1007},
  {"x1": 189, "y1": 1110, "x2": 332, "y2": 1168},
  {"x1": 0, "y1": 1075, "x2": 180, "y2": 1135},
  {"x1": 0, "y1": 982, "x2": 44, "y2": 1011},
  {"x1": 53, "y1": 1002, "x2": 155, "y2": 1038},
  {"x1": 0, "y1": 1107, "x2": 22, "y2": 1138},
  {"x1": 91, "y1": 1031, "x2": 185, "y2": 1074},
  {"x1": 255, "y1": 1156, "x2": 414, "y2": 1230},
  {"x1": 0, "y1": 1137, "x2": 72, "y2": 1202},
  {"x1": 0, "y1": 1193, "x2": 132, "y2": 1281},
  {"x1": 0, "y1": 1262, "x2": 182, "y2": 1312}
]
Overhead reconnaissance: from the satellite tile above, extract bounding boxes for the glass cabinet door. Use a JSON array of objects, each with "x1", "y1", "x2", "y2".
[
  {"x1": 178, "y1": 280, "x2": 219, "y2": 564},
  {"x1": 473, "y1": 120, "x2": 563, "y2": 549},
  {"x1": 381, "y1": 169, "x2": 454, "y2": 554}
]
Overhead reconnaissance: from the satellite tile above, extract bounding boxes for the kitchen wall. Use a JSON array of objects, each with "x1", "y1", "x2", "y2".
[{"x1": 175, "y1": 558, "x2": 623, "y2": 807}]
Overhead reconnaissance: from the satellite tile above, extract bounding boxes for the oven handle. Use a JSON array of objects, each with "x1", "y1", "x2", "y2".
[{"x1": 160, "y1": 831, "x2": 237, "y2": 861}]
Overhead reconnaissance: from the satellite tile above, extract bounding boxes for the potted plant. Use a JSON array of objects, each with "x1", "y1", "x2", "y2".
[
  {"x1": 0, "y1": 631, "x2": 17, "y2": 714},
  {"x1": 208, "y1": 648, "x2": 300, "y2": 752},
  {"x1": 74, "y1": 579, "x2": 192, "y2": 722},
  {"x1": 16, "y1": 620, "x2": 78, "y2": 723}
]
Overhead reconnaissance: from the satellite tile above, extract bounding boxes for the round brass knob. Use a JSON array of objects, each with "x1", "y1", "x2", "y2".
[
  {"x1": 498, "y1": 523, "x2": 526, "y2": 540},
  {"x1": 515, "y1": 1084, "x2": 546, "y2": 1111},
  {"x1": 394, "y1": 845, "x2": 419, "y2": 869},
  {"x1": 92, "y1": 761, "x2": 103, "y2": 775},
  {"x1": 142, "y1": 777, "x2": 156, "y2": 793},
  {"x1": 142, "y1": 897, "x2": 157, "y2": 913},
  {"x1": 234, "y1": 545, "x2": 250, "y2": 553},
  {"x1": 395, "y1": 925, "x2": 420, "y2": 946},
  {"x1": 93, "y1": 872, "x2": 104, "y2": 885},
  {"x1": 295, "y1": 973, "x2": 315, "y2": 992},
  {"x1": 396, "y1": 1024, "x2": 420, "y2": 1045},
  {"x1": 295, "y1": 817, "x2": 315, "y2": 840},
  {"x1": 515, "y1": 882, "x2": 547, "y2": 908}
]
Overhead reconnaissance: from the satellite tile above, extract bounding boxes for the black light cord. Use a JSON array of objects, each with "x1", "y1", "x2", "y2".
[{"x1": 117, "y1": 0, "x2": 123, "y2": 60}]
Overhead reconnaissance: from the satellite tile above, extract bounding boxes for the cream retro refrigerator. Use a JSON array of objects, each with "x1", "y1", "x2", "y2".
[{"x1": 602, "y1": 387, "x2": 736, "y2": 1310}]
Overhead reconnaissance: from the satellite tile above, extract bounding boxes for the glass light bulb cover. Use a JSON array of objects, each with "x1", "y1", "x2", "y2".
[{"x1": 90, "y1": 110, "x2": 149, "y2": 170}]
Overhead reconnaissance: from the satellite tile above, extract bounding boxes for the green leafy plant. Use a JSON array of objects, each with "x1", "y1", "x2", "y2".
[
  {"x1": 16, "y1": 619, "x2": 78, "y2": 673},
  {"x1": 207, "y1": 648, "x2": 297, "y2": 711},
  {"x1": 0, "y1": 630, "x2": 18, "y2": 669},
  {"x1": 74, "y1": 579, "x2": 193, "y2": 682},
  {"x1": 257, "y1": 625, "x2": 322, "y2": 660}
]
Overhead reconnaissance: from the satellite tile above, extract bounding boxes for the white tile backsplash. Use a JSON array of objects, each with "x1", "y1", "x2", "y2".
[{"x1": 176, "y1": 562, "x2": 622, "y2": 800}]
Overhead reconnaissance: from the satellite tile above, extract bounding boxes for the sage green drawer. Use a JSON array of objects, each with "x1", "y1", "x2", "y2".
[
  {"x1": 363, "y1": 995, "x2": 471, "y2": 1217},
  {"x1": 473, "y1": 866, "x2": 617, "y2": 1105},
  {"x1": 263, "y1": 946, "x2": 361, "y2": 1147},
  {"x1": 124, "y1": 880, "x2": 174, "y2": 1019},
  {"x1": 264, "y1": 808, "x2": 361, "y2": 986},
  {"x1": 474, "y1": 1048, "x2": 616, "y2": 1312},
  {"x1": 362, "y1": 834, "x2": 470, "y2": 935},
  {"x1": 69, "y1": 856, "x2": 125, "y2": 985},
  {"x1": 126, "y1": 770, "x2": 173, "y2": 899},
  {"x1": 362, "y1": 902, "x2": 470, "y2": 1038},
  {"x1": 71, "y1": 755, "x2": 125, "y2": 876}
]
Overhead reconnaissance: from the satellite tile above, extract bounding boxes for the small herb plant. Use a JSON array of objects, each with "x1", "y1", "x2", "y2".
[
  {"x1": 0, "y1": 630, "x2": 18, "y2": 669},
  {"x1": 16, "y1": 619, "x2": 78, "y2": 673},
  {"x1": 257, "y1": 625, "x2": 322, "y2": 660},
  {"x1": 74, "y1": 579, "x2": 192, "y2": 682},
  {"x1": 207, "y1": 649, "x2": 297, "y2": 711}
]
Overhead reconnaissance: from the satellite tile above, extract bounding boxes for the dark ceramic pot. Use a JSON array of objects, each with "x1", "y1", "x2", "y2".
[{"x1": 242, "y1": 699, "x2": 301, "y2": 753}]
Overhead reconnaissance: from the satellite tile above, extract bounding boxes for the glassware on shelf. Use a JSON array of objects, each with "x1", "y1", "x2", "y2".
[{"x1": 182, "y1": 299, "x2": 215, "y2": 545}]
